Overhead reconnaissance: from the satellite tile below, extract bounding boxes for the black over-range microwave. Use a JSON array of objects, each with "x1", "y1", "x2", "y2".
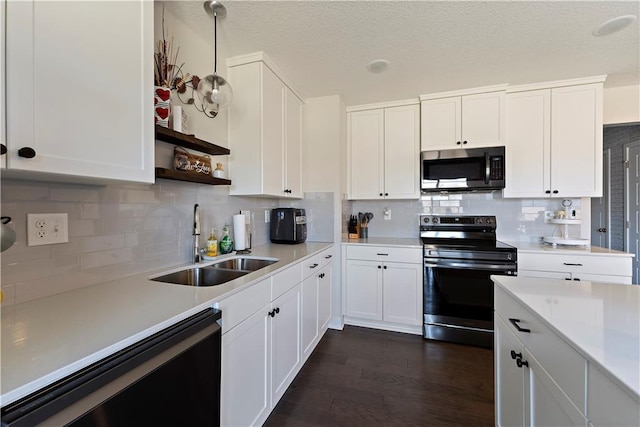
[{"x1": 421, "y1": 146, "x2": 505, "y2": 192}]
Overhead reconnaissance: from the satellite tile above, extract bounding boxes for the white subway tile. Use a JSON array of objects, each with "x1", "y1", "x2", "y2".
[{"x1": 80, "y1": 248, "x2": 134, "y2": 270}]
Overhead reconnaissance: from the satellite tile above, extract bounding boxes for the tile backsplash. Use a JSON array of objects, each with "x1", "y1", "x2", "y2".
[
  {"x1": 0, "y1": 178, "x2": 333, "y2": 306},
  {"x1": 346, "y1": 192, "x2": 582, "y2": 242}
]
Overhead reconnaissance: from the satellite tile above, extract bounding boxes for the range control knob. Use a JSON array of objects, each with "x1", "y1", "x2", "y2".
[
  {"x1": 432, "y1": 217, "x2": 438, "y2": 224},
  {"x1": 423, "y1": 217, "x2": 430, "y2": 223},
  {"x1": 486, "y1": 218, "x2": 493, "y2": 224},
  {"x1": 475, "y1": 217, "x2": 483, "y2": 224}
]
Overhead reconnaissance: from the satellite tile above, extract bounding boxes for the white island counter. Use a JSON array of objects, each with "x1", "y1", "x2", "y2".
[{"x1": 493, "y1": 276, "x2": 639, "y2": 426}]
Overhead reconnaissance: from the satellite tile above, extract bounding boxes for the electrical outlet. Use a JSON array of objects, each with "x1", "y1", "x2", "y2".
[
  {"x1": 383, "y1": 208, "x2": 391, "y2": 220},
  {"x1": 265, "y1": 210, "x2": 270, "y2": 223},
  {"x1": 27, "y1": 213, "x2": 69, "y2": 246}
]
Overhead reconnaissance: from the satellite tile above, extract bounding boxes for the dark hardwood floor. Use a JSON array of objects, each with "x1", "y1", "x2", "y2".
[{"x1": 264, "y1": 326, "x2": 494, "y2": 427}]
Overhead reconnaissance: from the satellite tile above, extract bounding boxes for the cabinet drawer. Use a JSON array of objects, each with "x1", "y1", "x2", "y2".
[
  {"x1": 319, "y1": 246, "x2": 334, "y2": 268},
  {"x1": 301, "y1": 254, "x2": 322, "y2": 279},
  {"x1": 346, "y1": 245, "x2": 422, "y2": 263},
  {"x1": 495, "y1": 286, "x2": 587, "y2": 412},
  {"x1": 519, "y1": 252, "x2": 631, "y2": 277},
  {"x1": 216, "y1": 278, "x2": 271, "y2": 333},
  {"x1": 272, "y1": 262, "x2": 302, "y2": 300}
]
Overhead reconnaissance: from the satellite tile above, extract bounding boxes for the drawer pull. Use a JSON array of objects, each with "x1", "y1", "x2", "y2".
[
  {"x1": 376, "y1": 253, "x2": 389, "y2": 256},
  {"x1": 309, "y1": 263, "x2": 319, "y2": 269},
  {"x1": 508, "y1": 318, "x2": 531, "y2": 333},
  {"x1": 516, "y1": 358, "x2": 529, "y2": 368},
  {"x1": 510, "y1": 350, "x2": 522, "y2": 360},
  {"x1": 324, "y1": 255, "x2": 332, "y2": 259},
  {"x1": 563, "y1": 263, "x2": 583, "y2": 266}
]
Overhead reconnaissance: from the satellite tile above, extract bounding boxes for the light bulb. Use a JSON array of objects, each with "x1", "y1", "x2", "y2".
[{"x1": 197, "y1": 74, "x2": 233, "y2": 112}]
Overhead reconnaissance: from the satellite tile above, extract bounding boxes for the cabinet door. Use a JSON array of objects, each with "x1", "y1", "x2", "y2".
[
  {"x1": 345, "y1": 259, "x2": 383, "y2": 320},
  {"x1": 262, "y1": 65, "x2": 286, "y2": 196},
  {"x1": 504, "y1": 89, "x2": 551, "y2": 198},
  {"x1": 495, "y1": 316, "x2": 525, "y2": 427},
  {"x1": 221, "y1": 305, "x2": 271, "y2": 427},
  {"x1": 382, "y1": 262, "x2": 422, "y2": 325},
  {"x1": 5, "y1": 0, "x2": 154, "y2": 183},
  {"x1": 301, "y1": 272, "x2": 319, "y2": 361},
  {"x1": 284, "y1": 89, "x2": 303, "y2": 198},
  {"x1": 348, "y1": 109, "x2": 384, "y2": 199},
  {"x1": 524, "y1": 349, "x2": 587, "y2": 427},
  {"x1": 318, "y1": 264, "x2": 332, "y2": 333},
  {"x1": 461, "y1": 91, "x2": 505, "y2": 148},
  {"x1": 550, "y1": 83, "x2": 603, "y2": 198},
  {"x1": 420, "y1": 97, "x2": 461, "y2": 150},
  {"x1": 271, "y1": 283, "x2": 301, "y2": 406},
  {"x1": 384, "y1": 104, "x2": 420, "y2": 199}
]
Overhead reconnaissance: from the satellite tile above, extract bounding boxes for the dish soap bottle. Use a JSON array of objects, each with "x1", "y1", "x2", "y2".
[
  {"x1": 220, "y1": 224, "x2": 233, "y2": 254},
  {"x1": 206, "y1": 228, "x2": 218, "y2": 257}
]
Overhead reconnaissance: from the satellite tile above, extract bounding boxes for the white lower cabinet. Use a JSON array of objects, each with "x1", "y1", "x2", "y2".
[
  {"x1": 344, "y1": 244, "x2": 423, "y2": 334},
  {"x1": 495, "y1": 307, "x2": 588, "y2": 427},
  {"x1": 494, "y1": 284, "x2": 640, "y2": 427},
  {"x1": 517, "y1": 252, "x2": 632, "y2": 284},
  {"x1": 270, "y1": 283, "x2": 302, "y2": 405},
  {"x1": 221, "y1": 305, "x2": 270, "y2": 427},
  {"x1": 218, "y1": 246, "x2": 333, "y2": 426}
]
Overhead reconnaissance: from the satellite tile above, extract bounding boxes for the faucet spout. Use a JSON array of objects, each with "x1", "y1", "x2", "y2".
[{"x1": 193, "y1": 204, "x2": 201, "y2": 263}]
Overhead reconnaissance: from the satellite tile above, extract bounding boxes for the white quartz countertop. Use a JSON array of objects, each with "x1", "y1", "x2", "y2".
[
  {"x1": 0, "y1": 241, "x2": 332, "y2": 406},
  {"x1": 492, "y1": 276, "x2": 640, "y2": 399},
  {"x1": 341, "y1": 236, "x2": 423, "y2": 248},
  {"x1": 509, "y1": 241, "x2": 634, "y2": 257}
]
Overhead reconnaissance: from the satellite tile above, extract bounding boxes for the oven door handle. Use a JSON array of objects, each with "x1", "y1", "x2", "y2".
[
  {"x1": 485, "y1": 152, "x2": 491, "y2": 184},
  {"x1": 424, "y1": 259, "x2": 516, "y2": 271}
]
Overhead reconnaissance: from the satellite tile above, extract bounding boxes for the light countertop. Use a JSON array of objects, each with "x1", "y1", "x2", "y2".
[
  {"x1": 0, "y1": 241, "x2": 332, "y2": 406},
  {"x1": 509, "y1": 241, "x2": 634, "y2": 257},
  {"x1": 341, "y1": 236, "x2": 423, "y2": 248},
  {"x1": 492, "y1": 276, "x2": 640, "y2": 400}
]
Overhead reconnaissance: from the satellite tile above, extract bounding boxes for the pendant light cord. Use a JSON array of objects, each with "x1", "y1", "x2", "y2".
[{"x1": 213, "y1": 12, "x2": 218, "y2": 75}]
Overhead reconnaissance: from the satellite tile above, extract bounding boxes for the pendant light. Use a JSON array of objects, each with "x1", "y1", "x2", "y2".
[{"x1": 197, "y1": 0, "x2": 233, "y2": 117}]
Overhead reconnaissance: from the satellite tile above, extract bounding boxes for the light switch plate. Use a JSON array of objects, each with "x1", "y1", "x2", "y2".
[
  {"x1": 265, "y1": 210, "x2": 270, "y2": 223},
  {"x1": 27, "y1": 213, "x2": 69, "y2": 246}
]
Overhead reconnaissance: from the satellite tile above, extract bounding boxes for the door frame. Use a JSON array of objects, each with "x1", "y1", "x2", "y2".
[
  {"x1": 592, "y1": 149, "x2": 611, "y2": 248},
  {"x1": 623, "y1": 141, "x2": 640, "y2": 254}
]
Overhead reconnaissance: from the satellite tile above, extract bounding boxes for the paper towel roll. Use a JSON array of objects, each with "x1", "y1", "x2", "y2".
[{"x1": 233, "y1": 214, "x2": 246, "y2": 250}]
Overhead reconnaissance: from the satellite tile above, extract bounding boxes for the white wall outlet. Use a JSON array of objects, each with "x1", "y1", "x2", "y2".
[
  {"x1": 27, "y1": 213, "x2": 69, "y2": 246},
  {"x1": 265, "y1": 210, "x2": 270, "y2": 223},
  {"x1": 383, "y1": 208, "x2": 391, "y2": 220}
]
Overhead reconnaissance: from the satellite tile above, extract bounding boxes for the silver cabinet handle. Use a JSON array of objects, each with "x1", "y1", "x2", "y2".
[
  {"x1": 376, "y1": 253, "x2": 389, "y2": 256},
  {"x1": 563, "y1": 263, "x2": 583, "y2": 266}
]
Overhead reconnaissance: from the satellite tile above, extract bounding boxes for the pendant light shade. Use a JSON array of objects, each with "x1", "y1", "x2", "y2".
[{"x1": 199, "y1": 0, "x2": 232, "y2": 115}]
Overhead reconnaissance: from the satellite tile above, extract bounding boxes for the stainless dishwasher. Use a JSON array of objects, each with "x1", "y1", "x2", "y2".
[{"x1": 1, "y1": 308, "x2": 221, "y2": 427}]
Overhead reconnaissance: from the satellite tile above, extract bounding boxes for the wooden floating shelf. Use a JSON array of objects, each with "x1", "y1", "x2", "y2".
[
  {"x1": 155, "y1": 168, "x2": 232, "y2": 186},
  {"x1": 155, "y1": 125, "x2": 230, "y2": 156}
]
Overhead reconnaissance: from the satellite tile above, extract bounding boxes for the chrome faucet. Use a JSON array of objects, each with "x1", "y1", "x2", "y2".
[{"x1": 193, "y1": 203, "x2": 201, "y2": 264}]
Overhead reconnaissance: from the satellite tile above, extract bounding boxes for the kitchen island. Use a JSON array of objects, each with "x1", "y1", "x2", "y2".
[
  {"x1": 0, "y1": 241, "x2": 332, "y2": 409},
  {"x1": 493, "y1": 276, "x2": 639, "y2": 426}
]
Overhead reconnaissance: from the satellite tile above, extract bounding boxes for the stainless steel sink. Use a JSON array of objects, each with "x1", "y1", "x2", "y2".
[
  {"x1": 150, "y1": 257, "x2": 278, "y2": 287},
  {"x1": 209, "y1": 257, "x2": 277, "y2": 272},
  {"x1": 151, "y1": 267, "x2": 248, "y2": 287}
]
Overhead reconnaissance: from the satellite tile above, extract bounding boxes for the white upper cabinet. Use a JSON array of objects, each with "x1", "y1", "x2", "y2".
[
  {"x1": 504, "y1": 77, "x2": 604, "y2": 198},
  {"x1": 420, "y1": 85, "x2": 506, "y2": 151},
  {"x1": 4, "y1": 0, "x2": 154, "y2": 183},
  {"x1": 348, "y1": 101, "x2": 420, "y2": 200},
  {"x1": 1, "y1": 0, "x2": 6, "y2": 169},
  {"x1": 228, "y1": 52, "x2": 304, "y2": 198}
]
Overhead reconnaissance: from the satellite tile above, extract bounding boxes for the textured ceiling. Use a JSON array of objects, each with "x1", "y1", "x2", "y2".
[{"x1": 162, "y1": 0, "x2": 640, "y2": 106}]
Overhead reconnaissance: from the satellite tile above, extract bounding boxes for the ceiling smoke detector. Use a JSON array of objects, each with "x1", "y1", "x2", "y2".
[
  {"x1": 592, "y1": 15, "x2": 637, "y2": 37},
  {"x1": 367, "y1": 59, "x2": 390, "y2": 74}
]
